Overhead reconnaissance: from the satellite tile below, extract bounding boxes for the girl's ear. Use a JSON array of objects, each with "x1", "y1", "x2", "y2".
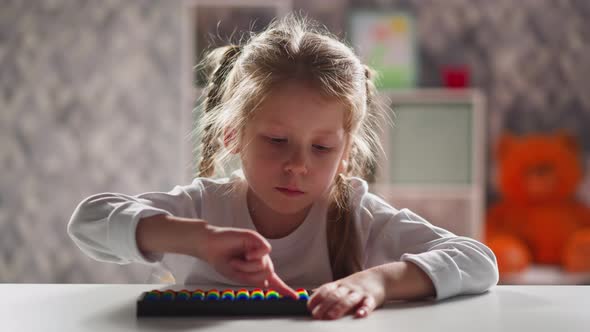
[
  {"x1": 338, "y1": 159, "x2": 349, "y2": 174},
  {"x1": 223, "y1": 127, "x2": 241, "y2": 154},
  {"x1": 338, "y1": 143, "x2": 351, "y2": 174}
]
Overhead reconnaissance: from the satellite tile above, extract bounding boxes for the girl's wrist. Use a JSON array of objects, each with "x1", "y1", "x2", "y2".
[
  {"x1": 372, "y1": 261, "x2": 436, "y2": 301},
  {"x1": 360, "y1": 267, "x2": 388, "y2": 303}
]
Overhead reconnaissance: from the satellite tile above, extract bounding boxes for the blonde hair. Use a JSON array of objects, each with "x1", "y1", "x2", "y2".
[{"x1": 193, "y1": 14, "x2": 386, "y2": 280}]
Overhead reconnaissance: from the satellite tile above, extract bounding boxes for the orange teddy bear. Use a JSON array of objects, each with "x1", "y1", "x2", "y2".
[{"x1": 485, "y1": 132, "x2": 590, "y2": 274}]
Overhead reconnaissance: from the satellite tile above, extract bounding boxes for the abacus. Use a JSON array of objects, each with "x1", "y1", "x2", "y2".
[{"x1": 137, "y1": 288, "x2": 311, "y2": 317}]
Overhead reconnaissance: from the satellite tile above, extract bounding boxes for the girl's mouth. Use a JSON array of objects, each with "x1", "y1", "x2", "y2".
[{"x1": 276, "y1": 187, "x2": 305, "y2": 196}]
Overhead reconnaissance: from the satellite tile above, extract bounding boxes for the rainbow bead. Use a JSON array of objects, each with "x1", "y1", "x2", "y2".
[
  {"x1": 191, "y1": 289, "x2": 205, "y2": 301},
  {"x1": 206, "y1": 289, "x2": 221, "y2": 300},
  {"x1": 161, "y1": 290, "x2": 176, "y2": 301},
  {"x1": 145, "y1": 290, "x2": 161, "y2": 301},
  {"x1": 296, "y1": 289, "x2": 309, "y2": 301},
  {"x1": 236, "y1": 289, "x2": 249, "y2": 300},
  {"x1": 221, "y1": 289, "x2": 235, "y2": 301},
  {"x1": 176, "y1": 290, "x2": 191, "y2": 301},
  {"x1": 250, "y1": 288, "x2": 264, "y2": 300},
  {"x1": 265, "y1": 290, "x2": 280, "y2": 300}
]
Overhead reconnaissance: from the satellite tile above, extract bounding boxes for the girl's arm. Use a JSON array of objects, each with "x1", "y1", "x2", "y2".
[
  {"x1": 308, "y1": 208, "x2": 497, "y2": 320},
  {"x1": 135, "y1": 212, "x2": 298, "y2": 296},
  {"x1": 371, "y1": 260, "x2": 435, "y2": 301},
  {"x1": 366, "y1": 208, "x2": 499, "y2": 300},
  {"x1": 135, "y1": 214, "x2": 209, "y2": 259},
  {"x1": 307, "y1": 260, "x2": 435, "y2": 320},
  {"x1": 67, "y1": 184, "x2": 203, "y2": 265},
  {"x1": 67, "y1": 185, "x2": 298, "y2": 296}
]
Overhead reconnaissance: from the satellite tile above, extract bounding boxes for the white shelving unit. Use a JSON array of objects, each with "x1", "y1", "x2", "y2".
[{"x1": 371, "y1": 89, "x2": 486, "y2": 240}]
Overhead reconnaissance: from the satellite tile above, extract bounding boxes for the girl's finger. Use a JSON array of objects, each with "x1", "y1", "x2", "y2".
[
  {"x1": 310, "y1": 285, "x2": 349, "y2": 320},
  {"x1": 229, "y1": 257, "x2": 265, "y2": 273},
  {"x1": 233, "y1": 257, "x2": 273, "y2": 287},
  {"x1": 234, "y1": 230, "x2": 271, "y2": 260},
  {"x1": 325, "y1": 291, "x2": 363, "y2": 319},
  {"x1": 233, "y1": 270, "x2": 272, "y2": 288},
  {"x1": 245, "y1": 246, "x2": 269, "y2": 261},
  {"x1": 354, "y1": 296, "x2": 377, "y2": 318},
  {"x1": 307, "y1": 283, "x2": 337, "y2": 311},
  {"x1": 242, "y1": 232, "x2": 271, "y2": 260},
  {"x1": 266, "y1": 272, "x2": 298, "y2": 299},
  {"x1": 256, "y1": 256, "x2": 298, "y2": 298}
]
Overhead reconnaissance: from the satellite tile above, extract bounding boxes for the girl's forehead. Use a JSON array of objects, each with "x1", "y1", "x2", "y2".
[
  {"x1": 252, "y1": 105, "x2": 346, "y2": 137},
  {"x1": 251, "y1": 81, "x2": 347, "y2": 129}
]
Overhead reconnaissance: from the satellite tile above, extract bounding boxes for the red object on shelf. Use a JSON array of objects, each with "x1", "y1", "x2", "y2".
[{"x1": 442, "y1": 65, "x2": 470, "y2": 88}]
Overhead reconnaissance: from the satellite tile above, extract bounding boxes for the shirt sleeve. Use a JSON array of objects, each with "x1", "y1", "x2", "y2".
[
  {"x1": 66, "y1": 181, "x2": 204, "y2": 266},
  {"x1": 361, "y1": 195, "x2": 499, "y2": 300}
]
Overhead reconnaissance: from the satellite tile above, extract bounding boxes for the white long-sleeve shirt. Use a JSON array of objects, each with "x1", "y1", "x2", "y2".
[{"x1": 67, "y1": 170, "x2": 498, "y2": 300}]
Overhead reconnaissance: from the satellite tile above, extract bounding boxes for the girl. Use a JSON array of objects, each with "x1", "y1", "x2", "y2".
[{"x1": 67, "y1": 15, "x2": 498, "y2": 320}]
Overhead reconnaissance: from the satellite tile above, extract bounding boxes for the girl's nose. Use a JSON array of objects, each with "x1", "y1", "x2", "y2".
[{"x1": 284, "y1": 149, "x2": 308, "y2": 175}]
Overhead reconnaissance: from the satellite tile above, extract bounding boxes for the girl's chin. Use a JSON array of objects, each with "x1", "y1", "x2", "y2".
[
  {"x1": 269, "y1": 199, "x2": 313, "y2": 215},
  {"x1": 271, "y1": 203, "x2": 307, "y2": 215}
]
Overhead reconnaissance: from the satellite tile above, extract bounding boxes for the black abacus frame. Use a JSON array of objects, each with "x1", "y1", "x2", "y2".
[{"x1": 136, "y1": 292, "x2": 311, "y2": 317}]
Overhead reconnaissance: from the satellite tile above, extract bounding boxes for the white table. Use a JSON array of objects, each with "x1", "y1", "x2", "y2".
[{"x1": 2, "y1": 284, "x2": 589, "y2": 331}]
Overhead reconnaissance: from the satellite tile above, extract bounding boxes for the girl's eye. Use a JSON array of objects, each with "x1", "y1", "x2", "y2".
[
  {"x1": 313, "y1": 144, "x2": 332, "y2": 152},
  {"x1": 267, "y1": 137, "x2": 287, "y2": 144}
]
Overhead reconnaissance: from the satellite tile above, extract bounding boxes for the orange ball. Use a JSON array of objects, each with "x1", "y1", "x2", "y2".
[
  {"x1": 487, "y1": 235, "x2": 531, "y2": 274},
  {"x1": 563, "y1": 229, "x2": 590, "y2": 272}
]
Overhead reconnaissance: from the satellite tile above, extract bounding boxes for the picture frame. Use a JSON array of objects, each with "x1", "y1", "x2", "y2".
[{"x1": 348, "y1": 11, "x2": 418, "y2": 89}]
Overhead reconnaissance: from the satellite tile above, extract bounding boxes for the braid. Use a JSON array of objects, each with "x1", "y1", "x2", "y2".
[
  {"x1": 327, "y1": 174, "x2": 362, "y2": 280},
  {"x1": 326, "y1": 65, "x2": 383, "y2": 280},
  {"x1": 197, "y1": 45, "x2": 242, "y2": 177},
  {"x1": 361, "y1": 65, "x2": 380, "y2": 182}
]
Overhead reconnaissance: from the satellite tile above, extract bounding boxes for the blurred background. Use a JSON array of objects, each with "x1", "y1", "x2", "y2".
[{"x1": 1, "y1": 0, "x2": 589, "y2": 284}]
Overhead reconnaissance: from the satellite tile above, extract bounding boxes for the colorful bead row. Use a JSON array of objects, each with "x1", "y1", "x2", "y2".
[
  {"x1": 144, "y1": 288, "x2": 309, "y2": 301},
  {"x1": 296, "y1": 289, "x2": 310, "y2": 301}
]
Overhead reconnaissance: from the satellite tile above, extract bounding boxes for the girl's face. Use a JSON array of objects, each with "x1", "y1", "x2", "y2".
[{"x1": 237, "y1": 81, "x2": 349, "y2": 216}]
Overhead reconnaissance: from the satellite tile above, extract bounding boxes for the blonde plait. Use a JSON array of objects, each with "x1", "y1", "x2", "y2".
[{"x1": 197, "y1": 45, "x2": 242, "y2": 177}]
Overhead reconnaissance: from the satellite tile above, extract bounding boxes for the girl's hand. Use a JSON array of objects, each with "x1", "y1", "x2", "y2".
[
  {"x1": 201, "y1": 225, "x2": 298, "y2": 299},
  {"x1": 307, "y1": 268, "x2": 386, "y2": 320}
]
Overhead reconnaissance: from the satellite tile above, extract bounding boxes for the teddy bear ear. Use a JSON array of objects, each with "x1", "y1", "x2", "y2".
[
  {"x1": 496, "y1": 132, "x2": 516, "y2": 160},
  {"x1": 555, "y1": 129, "x2": 579, "y2": 152}
]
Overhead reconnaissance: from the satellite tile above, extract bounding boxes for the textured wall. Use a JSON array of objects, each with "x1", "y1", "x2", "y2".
[
  {"x1": 1, "y1": 0, "x2": 589, "y2": 283},
  {"x1": 1, "y1": 0, "x2": 185, "y2": 283}
]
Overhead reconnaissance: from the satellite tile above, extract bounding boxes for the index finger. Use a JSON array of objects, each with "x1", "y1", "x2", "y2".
[
  {"x1": 267, "y1": 272, "x2": 299, "y2": 299},
  {"x1": 243, "y1": 232, "x2": 271, "y2": 260}
]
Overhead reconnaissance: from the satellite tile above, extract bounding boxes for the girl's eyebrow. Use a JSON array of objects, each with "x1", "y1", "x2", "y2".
[
  {"x1": 314, "y1": 129, "x2": 342, "y2": 136},
  {"x1": 264, "y1": 122, "x2": 342, "y2": 136}
]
